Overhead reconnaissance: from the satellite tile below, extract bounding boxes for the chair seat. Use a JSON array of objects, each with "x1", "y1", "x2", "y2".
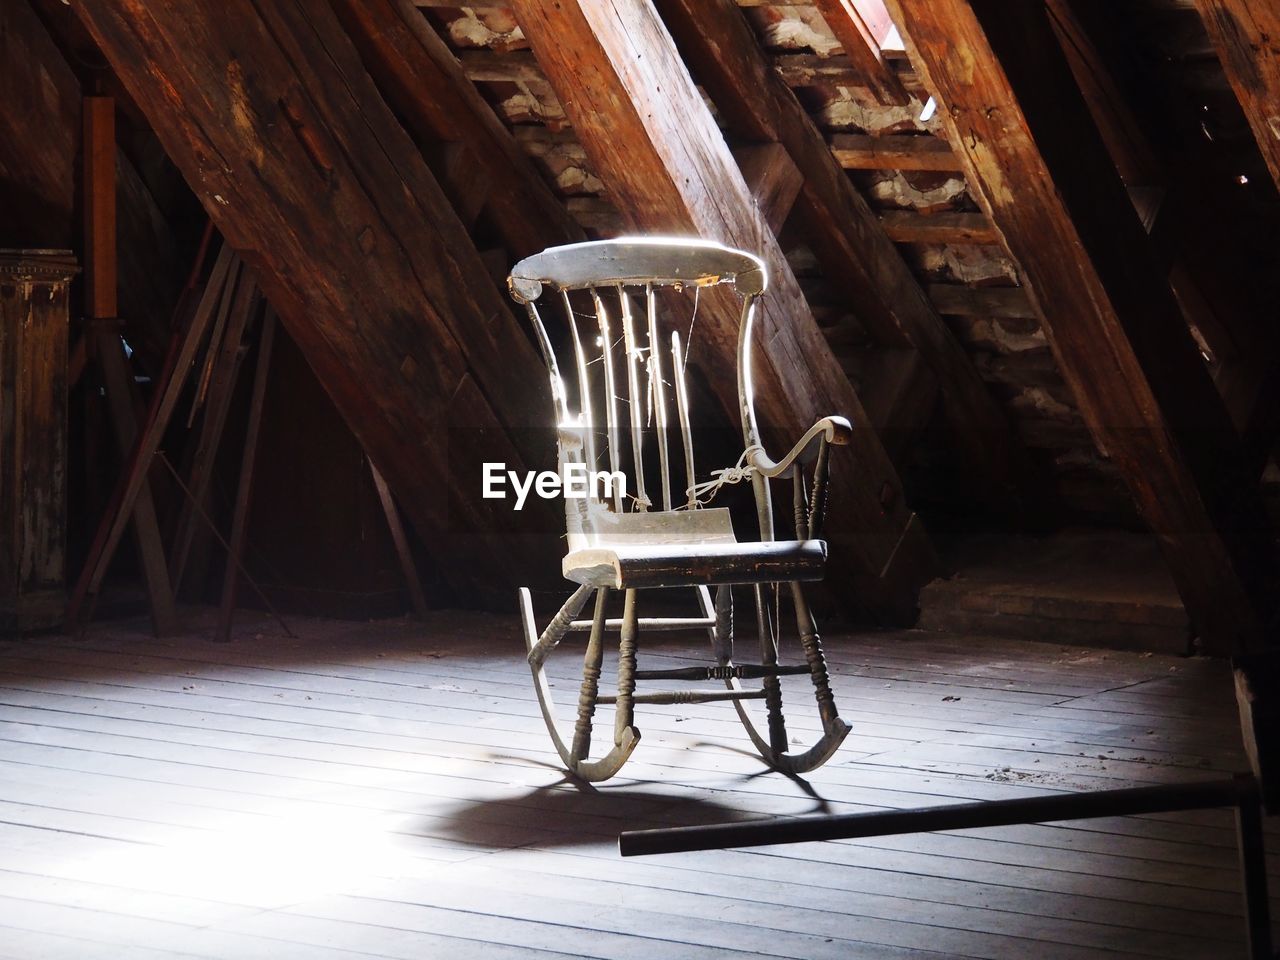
[{"x1": 563, "y1": 539, "x2": 827, "y2": 589}]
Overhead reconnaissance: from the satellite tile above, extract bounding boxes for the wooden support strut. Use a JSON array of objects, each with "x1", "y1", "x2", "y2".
[
  {"x1": 66, "y1": 246, "x2": 234, "y2": 631},
  {"x1": 217, "y1": 309, "x2": 276, "y2": 643},
  {"x1": 81, "y1": 96, "x2": 177, "y2": 637},
  {"x1": 884, "y1": 0, "x2": 1278, "y2": 655}
]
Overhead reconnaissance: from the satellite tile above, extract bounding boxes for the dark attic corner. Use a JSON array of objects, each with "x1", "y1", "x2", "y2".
[{"x1": 0, "y1": 0, "x2": 1277, "y2": 957}]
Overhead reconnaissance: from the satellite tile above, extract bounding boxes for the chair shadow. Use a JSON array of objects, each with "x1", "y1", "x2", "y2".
[{"x1": 422, "y1": 752, "x2": 834, "y2": 850}]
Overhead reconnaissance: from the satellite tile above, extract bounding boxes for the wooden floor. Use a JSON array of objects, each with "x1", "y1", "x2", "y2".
[{"x1": 0, "y1": 604, "x2": 1275, "y2": 959}]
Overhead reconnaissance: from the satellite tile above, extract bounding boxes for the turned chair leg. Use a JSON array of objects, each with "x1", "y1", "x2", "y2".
[
  {"x1": 712, "y1": 585, "x2": 733, "y2": 665},
  {"x1": 571, "y1": 587, "x2": 609, "y2": 763},
  {"x1": 615, "y1": 588, "x2": 639, "y2": 742},
  {"x1": 790, "y1": 581, "x2": 840, "y2": 730},
  {"x1": 755, "y1": 584, "x2": 789, "y2": 756}
]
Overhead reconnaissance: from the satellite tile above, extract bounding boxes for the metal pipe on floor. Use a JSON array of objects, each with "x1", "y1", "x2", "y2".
[{"x1": 619, "y1": 775, "x2": 1253, "y2": 857}]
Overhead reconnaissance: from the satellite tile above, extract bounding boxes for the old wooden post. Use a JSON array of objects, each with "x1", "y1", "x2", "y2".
[{"x1": 0, "y1": 251, "x2": 78, "y2": 631}]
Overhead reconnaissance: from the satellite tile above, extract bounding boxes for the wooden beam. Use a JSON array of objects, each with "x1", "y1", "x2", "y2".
[
  {"x1": 654, "y1": 0, "x2": 1018, "y2": 506},
  {"x1": 217, "y1": 310, "x2": 276, "y2": 643},
  {"x1": 1194, "y1": 1, "x2": 1280, "y2": 195},
  {"x1": 72, "y1": 0, "x2": 560, "y2": 595},
  {"x1": 830, "y1": 133, "x2": 962, "y2": 171},
  {"x1": 927, "y1": 284, "x2": 1037, "y2": 319},
  {"x1": 509, "y1": 0, "x2": 939, "y2": 615},
  {"x1": 0, "y1": 0, "x2": 179, "y2": 367},
  {"x1": 886, "y1": 0, "x2": 1277, "y2": 655},
  {"x1": 810, "y1": 0, "x2": 909, "y2": 105},
  {"x1": 879, "y1": 210, "x2": 1001, "y2": 245},
  {"x1": 1061, "y1": 0, "x2": 1280, "y2": 477},
  {"x1": 733, "y1": 143, "x2": 805, "y2": 233},
  {"x1": 331, "y1": 0, "x2": 584, "y2": 261},
  {"x1": 82, "y1": 96, "x2": 177, "y2": 637}
]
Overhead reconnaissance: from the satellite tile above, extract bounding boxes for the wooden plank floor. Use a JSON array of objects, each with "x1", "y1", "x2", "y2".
[{"x1": 0, "y1": 604, "x2": 1275, "y2": 959}]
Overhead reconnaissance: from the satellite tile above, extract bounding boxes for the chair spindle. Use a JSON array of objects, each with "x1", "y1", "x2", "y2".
[
  {"x1": 592, "y1": 290, "x2": 623, "y2": 511},
  {"x1": 646, "y1": 284, "x2": 673, "y2": 511},
  {"x1": 671, "y1": 329, "x2": 697, "y2": 509},
  {"x1": 618, "y1": 286, "x2": 648, "y2": 511}
]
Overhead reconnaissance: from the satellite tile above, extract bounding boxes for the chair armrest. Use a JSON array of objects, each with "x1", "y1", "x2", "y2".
[{"x1": 748, "y1": 416, "x2": 852, "y2": 479}]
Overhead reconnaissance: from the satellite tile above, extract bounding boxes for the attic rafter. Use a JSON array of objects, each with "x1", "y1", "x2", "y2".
[
  {"x1": 810, "y1": 0, "x2": 909, "y2": 105},
  {"x1": 508, "y1": 0, "x2": 939, "y2": 616},
  {"x1": 1194, "y1": 1, "x2": 1280, "y2": 197},
  {"x1": 653, "y1": 0, "x2": 1017, "y2": 506},
  {"x1": 70, "y1": 0, "x2": 559, "y2": 595},
  {"x1": 1053, "y1": 0, "x2": 1280, "y2": 478},
  {"x1": 330, "y1": 0, "x2": 583, "y2": 261},
  {"x1": 886, "y1": 0, "x2": 1277, "y2": 655}
]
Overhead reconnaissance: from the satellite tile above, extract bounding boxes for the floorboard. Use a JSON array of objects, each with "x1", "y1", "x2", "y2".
[{"x1": 0, "y1": 608, "x2": 1274, "y2": 959}]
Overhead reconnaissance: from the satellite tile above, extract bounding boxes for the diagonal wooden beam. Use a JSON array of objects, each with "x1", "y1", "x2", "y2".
[
  {"x1": 885, "y1": 0, "x2": 1277, "y2": 655},
  {"x1": 329, "y1": 0, "x2": 583, "y2": 261},
  {"x1": 1194, "y1": 1, "x2": 1280, "y2": 196},
  {"x1": 509, "y1": 0, "x2": 938, "y2": 616},
  {"x1": 654, "y1": 0, "x2": 1018, "y2": 506},
  {"x1": 810, "y1": 0, "x2": 909, "y2": 105},
  {"x1": 71, "y1": 0, "x2": 560, "y2": 595},
  {"x1": 1052, "y1": 0, "x2": 1280, "y2": 479}
]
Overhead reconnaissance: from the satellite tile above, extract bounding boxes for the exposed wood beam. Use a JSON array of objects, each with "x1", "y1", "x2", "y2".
[
  {"x1": 1062, "y1": 0, "x2": 1280, "y2": 477},
  {"x1": 1194, "y1": 1, "x2": 1280, "y2": 195},
  {"x1": 733, "y1": 143, "x2": 805, "y2": 233},
  {"x1": 927, "y1": 284, "x2": 1037, "y2": 320},
  {"x1": 83, "y1": 96, "x2": 177, "y2": 637},
  {"x1": 879, "y1": 210, "x2": 1000, "y2": 245},
  {"x1": 772, "y1": 54, "x2": 871, "y2": 90},
  {"x1": 0, "y1": 0, "x2": 180, "y2": 366},
  {"x1": 331, "y1": 0, "x2": 584, "y2": 261},
  {"x1": 886, "y1": 0, "x2": 1277, "y2": 655},
  {"x1": 655, "y1": 0, "x2": 1018, "y2": 506},
  {"x1": 72, "y1": 0, "x2": 559, "y2": 596},
  {"x1": 830, "y1": 134, "x2": 962, "y2": 171},
  {"x1": 810, "y1": 0, "x2": 909, "y2": 105},
  {"x1": 509, "y1": 0, "x2": 939, "y2": 616}
]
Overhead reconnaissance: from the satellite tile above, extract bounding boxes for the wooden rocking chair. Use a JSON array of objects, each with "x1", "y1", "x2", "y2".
[{"x1": 508, "y1": 238, "x2": 852, "y2": 782}]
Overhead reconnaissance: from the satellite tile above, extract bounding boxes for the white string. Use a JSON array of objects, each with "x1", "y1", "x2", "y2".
[{"x1": 683, "y1": 445, "x2": 763, "y2": 509}]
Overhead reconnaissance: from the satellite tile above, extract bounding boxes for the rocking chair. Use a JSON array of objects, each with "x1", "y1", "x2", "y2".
[{"x1": 508, "y1": 238, "x2": 852, "y2": 782}]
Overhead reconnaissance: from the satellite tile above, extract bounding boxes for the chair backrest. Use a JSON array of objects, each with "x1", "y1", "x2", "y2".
[{"x1": 508, "y1": 238, "x2": 769, "y2": 543}]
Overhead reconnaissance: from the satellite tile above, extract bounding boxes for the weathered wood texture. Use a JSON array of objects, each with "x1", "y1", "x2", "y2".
[
  {"x1": 0, "y1": 252, "x2": 76, "y2": 631},
  {"x1": 71, "y1": 0, "x2": 562, "y2": 595},
  {"x1": 1195, "y1": 0, "x2": 1280, "y2": 196},
  {"x1": 0, "y1": 615, "x2": 1267, "y2": 958},
  {"x1": 654, "y1": 0, "x2": 1017, "y2": 507},
  {"x1": 830, "y1": 133, "x2": 963, "y2": 171},
  {"x1": 809, "y1": 0, "x2": 908, "y2": 104},
  {"x1": 0, "y1": 0, "x2": 179, "y2": 365},
  {"x1": 886, "y1": 0, "x2": 1277, "y2": 655},
  {"x1": 330, "y1": 0, "x2": 584, "y2": 261},
  {"x1": 509, "y1": 0, "x2": 938, "y2": 615}
]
